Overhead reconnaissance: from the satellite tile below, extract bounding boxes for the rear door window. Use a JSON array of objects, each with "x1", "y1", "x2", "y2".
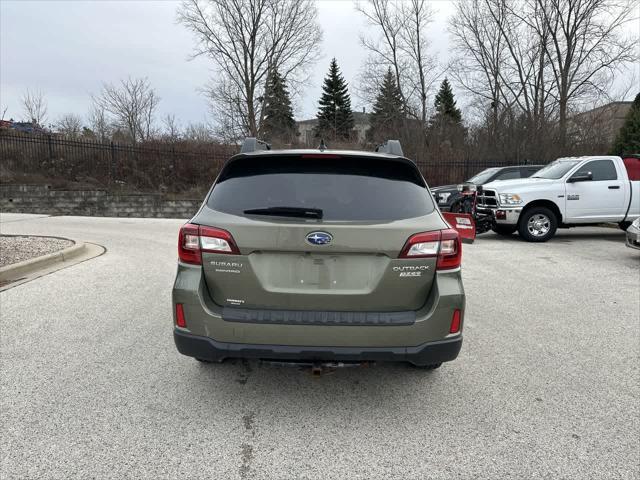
[{"x1": 208, "y1": 155, "x2": 435, "y2": 221}]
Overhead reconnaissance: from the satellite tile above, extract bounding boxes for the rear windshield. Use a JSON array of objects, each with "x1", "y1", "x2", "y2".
[{"x1": 207, "y1": 155, "x2": 435, "y2": 221}]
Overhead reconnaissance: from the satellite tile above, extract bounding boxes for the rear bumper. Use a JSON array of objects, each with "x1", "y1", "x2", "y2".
[{"x1": 174, "y1": 329, "x2": 462, "y2": 367}]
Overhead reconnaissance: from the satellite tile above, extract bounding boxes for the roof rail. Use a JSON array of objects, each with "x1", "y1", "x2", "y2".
[
  {"x1": 375, "y1": 140, "x2": 404, "y2": 156},
  {"x1": 241, "y1": 137, "x2": 271, "y2": 153}
]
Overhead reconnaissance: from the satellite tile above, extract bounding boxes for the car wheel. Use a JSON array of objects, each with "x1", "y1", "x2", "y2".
[
  {"x1": 492, "y1": 225, "x2": 517, "y2": 236},
  {"x1": 619, "y1": 221, "x2": 631, "y2": 231},
  {"x1": 518, "y1": 207, "x2": 557, "y2": 242}
]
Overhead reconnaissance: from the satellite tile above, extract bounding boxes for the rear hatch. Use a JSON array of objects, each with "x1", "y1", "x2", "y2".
[{"x1": 193, "y1": 153, "x2": 447, "y2": 312}]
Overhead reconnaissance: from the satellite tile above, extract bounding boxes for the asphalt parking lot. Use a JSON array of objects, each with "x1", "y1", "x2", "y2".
[{"x1": 1, "y1": 213, "x2": 638, "y2": 479}]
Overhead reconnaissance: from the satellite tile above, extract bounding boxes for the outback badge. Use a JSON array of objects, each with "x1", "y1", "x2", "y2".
[{"x1": 306, "y1": 231, "x2": 332, "y2": 246}]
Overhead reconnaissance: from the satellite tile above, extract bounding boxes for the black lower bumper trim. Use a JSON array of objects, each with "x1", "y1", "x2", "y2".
[
  {"x1": 174, "y1": 330, "x2": 462, "y2": 367},
  {"x1": 222, "y1": 306, "x2": 416, "y2": 326}
]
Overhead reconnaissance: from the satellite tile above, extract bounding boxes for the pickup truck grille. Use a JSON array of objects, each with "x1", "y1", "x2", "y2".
[{"x1": 477, "y1": 189, "x2": 498, "y2": 207}]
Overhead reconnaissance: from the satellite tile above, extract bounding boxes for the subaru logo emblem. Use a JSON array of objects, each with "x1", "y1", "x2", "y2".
[{"x1": 306, "y1": 231, "x2": 332, "y2": 246}]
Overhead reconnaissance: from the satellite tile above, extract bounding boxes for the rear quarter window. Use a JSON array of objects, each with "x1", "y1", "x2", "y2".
[{"x1": 207, "y1": 155, "x2": 435, "y2": 221}]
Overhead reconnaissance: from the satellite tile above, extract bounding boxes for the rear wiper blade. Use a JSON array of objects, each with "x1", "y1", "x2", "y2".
[{"x1": 243, "y1": 206, "x2": 323, "y2": 219}]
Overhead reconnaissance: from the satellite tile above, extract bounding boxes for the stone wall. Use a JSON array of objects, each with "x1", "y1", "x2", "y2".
[{"x1": 0, "y1": 185, "x2": 201, "y2": 219}]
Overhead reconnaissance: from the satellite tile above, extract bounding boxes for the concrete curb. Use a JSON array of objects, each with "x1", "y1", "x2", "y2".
[{"x1": 0, "y1": 240, "x2": 87, "y2": 282}]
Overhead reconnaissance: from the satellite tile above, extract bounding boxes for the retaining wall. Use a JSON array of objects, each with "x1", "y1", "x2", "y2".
[{"x1": 0, "y1": 185, "x2": 201, "y2": 219}]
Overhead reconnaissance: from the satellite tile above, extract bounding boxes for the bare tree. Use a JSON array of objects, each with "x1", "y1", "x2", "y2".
[
  {"x1": 87, "y1": 104, "x2": 112, "y2": 143},
  {"x1": 526, "y1": 0, "x2": 637, "y2": 147},
  {"x1": 399, "y1": 0, "x2": 441, "y2": 123},
  {"x1": 21, "y1": 89, "x2": 48, "y2": 126},
  {"x1": 490, "y1": 0, "x2": 556, "y2": 125},
  {"x1": 184, "y1": 122, "x2": 214, "y2": 142},
  {"x1": 162, "y1": 114, "x2": 181, "y2": 141},
  {"x1": 356, "y1": 0, "x2": 408, "y2": 107},
  {"x1": 356, "y1": 0, "x2": 444, "y2": 125},
  {"x1": 450, "y1": 0, "x2": 510, "y2": 135},
  {"x1": 178, "y1": 0, "x2": 322, "y2": 139},
  {"x1": 55, "y1": 114, "x2": 83, "y2": 139},
  {"x1": 93, "y1": 77, "x2": 159, "y2": 144}
]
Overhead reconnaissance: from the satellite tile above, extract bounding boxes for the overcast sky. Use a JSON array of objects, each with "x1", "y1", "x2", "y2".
[
  {"x1": 0, "y1": 0, "x2": 457, "y2": 127},
  {"x1": 2, "y1": 1, "x2": 636, "y2": 129}
]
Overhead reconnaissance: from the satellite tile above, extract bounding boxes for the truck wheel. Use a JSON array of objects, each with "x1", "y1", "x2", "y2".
[
  {"x1": 518, "y1": 207, "x2": 557, "y2": 242},
  {"x1": 492, "y1": 225, "x2": 517, "y2": 236},
  {"x1": 619, "y1": 221, "x2": 631, "y2": 231}
]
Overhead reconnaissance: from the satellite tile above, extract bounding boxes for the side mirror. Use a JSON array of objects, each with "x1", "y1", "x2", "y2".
[{"x1": 568, "y1": 172, "x2": 593, "y2": 183}]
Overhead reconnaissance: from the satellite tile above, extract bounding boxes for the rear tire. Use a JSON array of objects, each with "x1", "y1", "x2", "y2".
[
  {"x1": 492, "y1": 225, "x2": 517, "y2": 236},
  {"x1": 619, "y1": 221, "x2": 631, "y2": 231},
  {"x1": 518, "y1": 207, "x2": 557, "y2": 242}
]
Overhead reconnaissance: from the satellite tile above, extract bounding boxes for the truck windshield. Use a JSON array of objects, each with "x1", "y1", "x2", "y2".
[
  {"x1": 531, "y1": 160, "x2": 580, "y2": 179},
  {"x1": 466, "y1": 168, "x2": 500, "y2": 184}
]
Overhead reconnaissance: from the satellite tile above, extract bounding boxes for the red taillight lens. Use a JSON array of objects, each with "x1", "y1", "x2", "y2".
[
  {"x1": 175, "y1": 303, "x2": 186, "y2": 328},
  {"x1": 449, "y1": 309, "x2": 461, "y2": 333},
  {"x1": 437, "y1": 228, "x2": 462, "y2": 270},
  {"x1": 399, "y1": 228, "x2": 462, "y2": 270},
  {"x1": 178, "y1": 223, "x2": 201, "y2": 265},
  {"x1": 178, "y1": 224, "x2": 239, "y2": 265}
]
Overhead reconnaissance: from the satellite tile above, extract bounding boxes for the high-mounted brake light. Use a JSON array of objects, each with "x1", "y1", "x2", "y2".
[
  {"x1": 399, "y1": 228, "x2": 462, "y2": 270},
  {"x1": 178, "y1": 223, "x2": 239, "y2": 265}
]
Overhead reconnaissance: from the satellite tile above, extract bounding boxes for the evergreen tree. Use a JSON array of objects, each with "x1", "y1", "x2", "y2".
[
  {"x1": 367, "y1": 68, "x2": 405, "y2": 142},
  {"x1": 429, "y1": 78, "x2": 463, "y2": 126},
  {"x1": 611, "y1": 92, "x2": 640, "y2": 155},
  {"x1": 261, "y1": 68, "x2": 298, "y2": 143},
  {"x1": 315, "y1": 58, "x2": 354, "y2": 140}
]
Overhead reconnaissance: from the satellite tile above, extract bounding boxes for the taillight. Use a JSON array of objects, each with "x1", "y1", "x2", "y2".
[
  {"x1": 178, "y1": 223, "x2": 201, "y2": 264},
  {"x1": 437, "y1": 229, "x2": 462, "y2": 270},
  {"x1": 178, "y1": 223, "x2": 239, "y2": 265},
  {"x1": 399, "y1": 228, "x2": 462, "y2": 270}
]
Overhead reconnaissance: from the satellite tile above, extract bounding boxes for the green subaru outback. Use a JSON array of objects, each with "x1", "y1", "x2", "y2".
[{"x1": 172, "y1": 140, "x2": 465, "y2": 369}]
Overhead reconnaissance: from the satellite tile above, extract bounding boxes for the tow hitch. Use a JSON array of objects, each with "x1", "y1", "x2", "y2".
[{"x1": 260, "y1": 360, "x2": 374, "y2": 375}]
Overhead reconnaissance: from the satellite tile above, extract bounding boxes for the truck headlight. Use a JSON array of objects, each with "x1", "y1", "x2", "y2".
[{"x1": 498, "y1": 193, "x2": 523, "y2": 205}]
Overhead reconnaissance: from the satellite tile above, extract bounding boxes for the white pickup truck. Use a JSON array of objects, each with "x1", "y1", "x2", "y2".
[{"x1": 477, "y1": 155, "x2": 640, "y2": 242}]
